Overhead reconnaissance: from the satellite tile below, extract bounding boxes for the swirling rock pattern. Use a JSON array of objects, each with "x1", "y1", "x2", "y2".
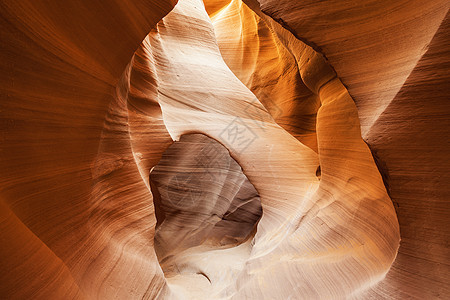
[
  {"x1": 150, "y1": 133, "x2": 262, "y2": 258},
  {"x1": 246, "y1": 0, "x2": 449, "y2": 135},
  {"x1": 0, "y1": 0, "x2": 448, "y2": 299}
]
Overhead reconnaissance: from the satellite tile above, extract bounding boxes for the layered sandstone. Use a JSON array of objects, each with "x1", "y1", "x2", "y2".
[{"x1": 1, "y1": 0, "x2": 448, "y2": 299}]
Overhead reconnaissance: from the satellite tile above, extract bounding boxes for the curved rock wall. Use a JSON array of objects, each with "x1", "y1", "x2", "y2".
[
  {"x1": 0, "y1": 0, "x2": 176, "y2": 298},
  {"x1": 248, "y1": 0, "x2": 449, "y2": 135},
  {"x1": 1, "y1": 0, "x2": 448, "y2": 299}
]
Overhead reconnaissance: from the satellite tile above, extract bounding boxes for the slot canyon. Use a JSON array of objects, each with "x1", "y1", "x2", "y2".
[{"x1": 0, "y1": 0, "x2": 449, "y2": 299}]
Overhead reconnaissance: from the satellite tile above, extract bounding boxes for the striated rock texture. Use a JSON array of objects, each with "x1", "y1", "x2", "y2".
[
  {"x1": 0, "y1": 0, "x2": 177, "y2": 298},
  {"x1": 150, "y1": 134, "x2": 262, "y2": 297},
  {"x1": 150, "y1": 134, "x2": 262, "y2": 256},
  {"x1": 0, "y1": 0, "x2": 448, "y2": 299},
  {"x1": 244, "y1": 0, "x2": 449, "y2": 136}
]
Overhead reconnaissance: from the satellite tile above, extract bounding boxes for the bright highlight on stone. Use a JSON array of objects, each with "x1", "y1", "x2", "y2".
[{"x1": 0, "y1": 0, "x2": 448, "y2": 299}]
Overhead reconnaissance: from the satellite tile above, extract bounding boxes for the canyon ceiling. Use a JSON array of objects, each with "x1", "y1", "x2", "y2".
[{"x1": 0, "y1": 0, "x2": 449, "y2": 299}]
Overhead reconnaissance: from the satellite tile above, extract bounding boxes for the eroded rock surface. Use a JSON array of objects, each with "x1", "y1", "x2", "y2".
[{"x1": 1, "y1": 0, "x2": 448, "y2": 299}]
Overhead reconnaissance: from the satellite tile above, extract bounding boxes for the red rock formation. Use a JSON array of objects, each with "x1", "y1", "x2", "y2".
[
  {"x1": 0, "y1": 0, "x2": 448, "y2": 298},
  {"x1": 0, "y1": 0, "x2": 176, "y2": 298},
  {"x1": 248, "y1": 0, "x2": 449, "y2": 135}
]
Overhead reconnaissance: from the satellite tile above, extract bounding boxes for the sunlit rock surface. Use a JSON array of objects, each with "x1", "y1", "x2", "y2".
[
  {"x1": 0, "y1": 0, "x2": 448, "y2": 299},
  {"x1": 244, "y1": 0, "x2": 449, "y2": 136}
]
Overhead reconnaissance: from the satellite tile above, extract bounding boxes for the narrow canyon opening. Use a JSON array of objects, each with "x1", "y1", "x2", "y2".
[{"x1": 149, "y1": 134, "x2": 262, "y2": 287}]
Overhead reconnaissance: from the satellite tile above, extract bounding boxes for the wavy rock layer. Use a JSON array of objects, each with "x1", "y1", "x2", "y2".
[
  {"x1": 0, "y1": 0, "x2": 448, "y2": 299},
  {"x1": 361, "y1": 15, "x2": 450, "y2": 299},
  {"x1": 95, "y1": 0, "x2": 399, "y2": 298},
  {"x1": 247, "y1": 0, "x2": 449, "y2": 135},
  {"x1": 208, "y1": 1, "x2": 450, "y2": 297},
  {"x1": 0, "y1": 0, "x2": 176, "y2": 298},
  {"x1": 208, "y1": 0, "x2": 322, "y2": 151}
]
